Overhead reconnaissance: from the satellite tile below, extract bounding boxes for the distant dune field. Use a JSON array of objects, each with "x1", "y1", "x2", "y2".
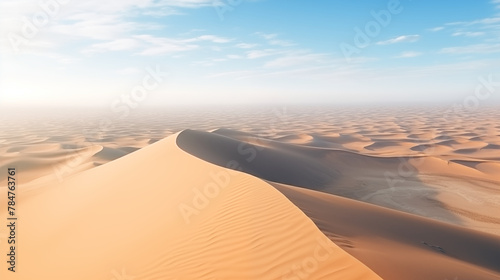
[{"x1": 1, "y1": 105, "x2": 499, "y2": 279}]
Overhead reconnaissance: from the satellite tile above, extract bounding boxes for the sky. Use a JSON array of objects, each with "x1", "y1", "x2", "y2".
[{"x1": 1, "y1": 0, "x2": 500, "y2": 107}]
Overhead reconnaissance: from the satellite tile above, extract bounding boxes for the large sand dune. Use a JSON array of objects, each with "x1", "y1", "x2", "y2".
[
  {"x1": 273, "y1": 182, "x2": 500, "y2": 280},
  {"x1": 1, "y1": 105, "x2": 500, "y2": 279},
  {"x1": 175, "y1": 128, "x2": 500, "y2": 279},
  {"x1": 177, "y1": 128, "x2": 500, "y2": 236},
  {"x1": 0, "y1": 132, "x2": 381, "y2": 280}
]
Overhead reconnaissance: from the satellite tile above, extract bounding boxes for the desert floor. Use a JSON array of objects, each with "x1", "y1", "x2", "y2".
[{"x1": 1, "y1": 105, "x2": 499, "y2": 279}]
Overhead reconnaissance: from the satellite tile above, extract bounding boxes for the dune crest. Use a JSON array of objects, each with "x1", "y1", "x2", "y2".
[
  {"x1": 0, "y1": 132, "x2": 381, "y2": 280},
  {"x1": 177, "y1": 129, "x2": 500, "y2": 236},
  {"x1": 272, "y1": 182, "x2": 500, "y2": 280},
  {"x1": 177, "y1": 128, "x2": 500, "y2": 279}
]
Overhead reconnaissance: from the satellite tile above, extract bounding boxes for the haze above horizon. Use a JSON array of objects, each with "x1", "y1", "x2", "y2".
[{"x1": 1, "y1": 0, "x2": 500, "y2": 107}]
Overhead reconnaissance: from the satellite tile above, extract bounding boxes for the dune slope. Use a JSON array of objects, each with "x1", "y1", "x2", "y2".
[
  {"x1": 177, "y1": 129, "x2": 500, "y2": 280},
  {"x1": 273, "y1": 182, "x2": 500, "y2": 280},
  {"x1": 177, "y1": 129, "x2": 500, "y2": 235},
  {"x1": 0, "y1": 132, "x2": 381, "y2": 280}
]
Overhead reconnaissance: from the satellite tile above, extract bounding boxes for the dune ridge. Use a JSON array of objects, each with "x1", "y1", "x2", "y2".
[
  {"x1": 176, "y1": 128, "x2": 500, "y2": 280},
  {"x1": 0, "y1": 132, "x2": 381, "y2": 280},
  {"x1": 272, "y1": 182, "x2": 500, "y2": 280},
  {"x1": 177, "y1": 129, "x2": 500, "y2": 236},
  {"x1": 2, "y1": 106, "x2": 500, "y2": 279}
]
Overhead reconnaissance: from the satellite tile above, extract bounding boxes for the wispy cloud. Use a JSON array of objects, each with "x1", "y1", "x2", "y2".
[
  {"x1": 133, "y1": 35, "x2": 199, "y2": 55},
  {"x1": 236, "y1": 43, "x2": 258, "y2": 49},
  {"x1": 255, "y1": 32, "x2": 278, "y2": 40},
  {"x1": 227, "y1": 54, "x2": 243, "y2": 59},
  {"x1": 395, "y1": 51, "x2": 422, "y2": 58},
  {"x1": 69, "y1": 0, "x2": 218, "y2": 12},
  {"x1": 376, "y1": 35, "x2": 420, "y2": 45},
  {"x1": 157, "y1": 0, "x2": 216, "y2": 8},
  {"x1": 264, "y1": 52, "x2": 329, "y2": 68},
  {"x1": 246, "y1": 49, "x2": 279, "y2": 59},
  {"x1": 50, "y1": 14, "x2": 140, "y2": 40},
  {"x1": 83, "y1": 34, "x2": 232, "y2": 55},
  {"x1": 429, "y1": 26, "x2": 444, "y2": 32},
  {"x1": 268, "y1": 39, "x2": 295, "y2": 47},
  {"x1": 1, "y1": 0, "x2": 223, "y2": 56},
  {"x1": 255, "y1": 32, "x2": 295, "y2": 47},
  {"x1": 452, "y1": 31, "x2": 485, "y2": 37},
  {"x1": 441, "y1": 43, "x2": 500, "y2": 54},
  {"x1": 446, "y1": 17, "x2": 500, "y2": 26},
  {"x1": 440, "y1": 4, "x2": 500, "y2": 43},
  {"x1": 491, "y1": 0, "x2": 500, "y2": 9},
  {"x1": 192, "y1": 57, "x2": 228, "y2": 67},
  {"x1": 142, "y1": 8, "x2": 184, "y2": 17},
  {"x1": 189, "y1": 35, "x2": 232, "y2": 43},
  {"x1": 83, "y1": 38, "x2": 142, "y2": 54}
]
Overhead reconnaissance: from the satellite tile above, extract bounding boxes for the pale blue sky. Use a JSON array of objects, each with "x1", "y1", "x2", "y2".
[{"x1": 1, "y1": 0, "x2": 500, "y2": 107}]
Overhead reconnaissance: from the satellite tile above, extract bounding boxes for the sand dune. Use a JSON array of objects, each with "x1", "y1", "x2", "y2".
[
  {"x1": 0, "y1": 132, "x2": 381, "y2": 280},
  {"x1": 1, "y1": 105, "x2": 500, "y2": 279},
  {"x1": 272, "y1": 182, "x2": 500, "y2": 280},
  {"x1": 176, "y1": 128, "x2": 500, "y2": 279},
  {"x1": 0, "y1": 144, "x2": 103, "y2": 185},
  {"x1": 177, "y1": 129, "x2": 340, "y2": 189},
  {"x1": 178, "y1": 129, "x2": 500, "y2": 235}
]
